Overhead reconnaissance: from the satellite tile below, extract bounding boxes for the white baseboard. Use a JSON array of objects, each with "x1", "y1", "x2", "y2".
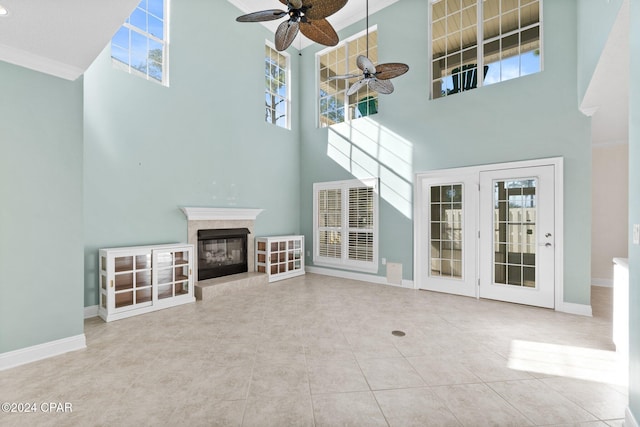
[
  {"x1": 84, "y1": 305, "x2": 99, "y2": 319},
  {"x1": 556, "y1": 301, "x2": 593, "y2": 317},
  {"x1": 627, "y1": 407, "x2": 639, "y2": 427},
  {"x1": 591, "y1": 278, "x2": 613, "y2": 287},
  {"x1": 306, "y1": 266, "x2": 414, "y2": 289},
  {"x1": 0, "y1": 334, "x2": 86, "y2": 371}
]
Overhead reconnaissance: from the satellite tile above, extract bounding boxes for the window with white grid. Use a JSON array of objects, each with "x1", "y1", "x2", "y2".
[
  {"x1": 431, "y1": 0, "x2": 541, "y2": 99},
  {"x1": 313, "y1": 178, "x2": 378, "y2": 272},
  {"x1": 317, "y1": 28, "x2": 379, "y2": 127},
  {"x1": 265, "y1": 43, "x2": 290, "y2": 129},
  {"x1": 111, "y1": 0, "x2": 169, "y2": 86}
]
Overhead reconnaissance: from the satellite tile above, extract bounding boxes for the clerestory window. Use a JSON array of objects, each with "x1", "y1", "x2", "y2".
[
  {"x1": 431, "y1": 0, "x2": 542, "y2": 99},
  {"x1": 111, "y1": 0, "x2": 169, "y2": 86},
  {"x1": 265, "y1": 42, "x2": 290, "y2": 129},
  {"x1": 318, "y1": 28, "x2": 379, "y2": 127}
]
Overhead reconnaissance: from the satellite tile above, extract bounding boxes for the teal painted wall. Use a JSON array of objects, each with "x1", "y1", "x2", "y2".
[
  {"x1": 83, "y1": 0, "x2": 301, "y2": 306},
  {"x1": 0, "y1": 62, "x2": 84, "y2": 353},
  {"x1": 628, "y1": 0, "x2": 639, "y2": 420},
  {"x1": 576, "y1": 0, "x2": 624, "y2": 104},
  {"x1": 299, "y1": 0, "x2": 592, "y2": 305}
]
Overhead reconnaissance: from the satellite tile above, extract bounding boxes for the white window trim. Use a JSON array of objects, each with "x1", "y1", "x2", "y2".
[
  {"x1": 265, "y1": 40, "x2": 291, "y2": 130},
  {"x1": 313, "y1": 178, "x2": 379, "y2": 273}
]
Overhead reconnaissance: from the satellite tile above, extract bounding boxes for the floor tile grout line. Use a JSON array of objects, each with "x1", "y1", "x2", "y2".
[{"x1": 302, "y1": 328, "x2": 317, "y2": 427}]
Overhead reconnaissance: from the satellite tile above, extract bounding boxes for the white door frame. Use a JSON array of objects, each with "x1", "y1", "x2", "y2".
[{"x1": 414, "y1": 157, "x2": 564, "y2": 310}]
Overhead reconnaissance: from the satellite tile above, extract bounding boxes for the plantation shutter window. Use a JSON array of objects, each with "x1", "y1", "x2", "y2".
[
  {"x1": 348, "y1": 187, "x2": 374, "y2": 262},
  {"x1": 318, "y1": 188, "x2": 342, "y2": 259},
  {"x1": 313, "y1": 179, "x2": 379, "y2": 273}
]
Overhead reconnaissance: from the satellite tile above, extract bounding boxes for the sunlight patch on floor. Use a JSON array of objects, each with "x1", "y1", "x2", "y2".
[{"x1": 508, "y1": 339, "x2": 628, "y2": 387}]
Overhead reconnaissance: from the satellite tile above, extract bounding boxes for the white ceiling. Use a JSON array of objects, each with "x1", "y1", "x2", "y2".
[
  {"x1": 0, "y1": 0, "x2": 140, "y2": 80},
  {"x1": 229, "y1": 0, "x2": 400, "y2": 49}
]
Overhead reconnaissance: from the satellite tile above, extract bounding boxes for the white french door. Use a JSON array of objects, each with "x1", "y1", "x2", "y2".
[
  {"x1": 417, "y1": 174, "x2": 477, "y2": 297},
  {"x1": 415, "y1": 159, "x2": 560, "y2": 309},
  {"x1": 479, "y1": 165, "x2": 555, "y2": 308}
]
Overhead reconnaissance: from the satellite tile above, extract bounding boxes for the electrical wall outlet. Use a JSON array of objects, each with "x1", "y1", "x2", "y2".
[
  {"x1": 381, "y1": 258, "x2": 386, "y2": 265},
  {"x1": 634, "y1": 224, "x2": 640, "y2": 245}
]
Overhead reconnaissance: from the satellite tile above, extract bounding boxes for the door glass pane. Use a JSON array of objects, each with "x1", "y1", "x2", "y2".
[
  {"x1": 493, "y1": 178, "x2": 536, "y2": 287},
  {"x1": 429, "y1": 184, "x2": 463, "y2": 279}
]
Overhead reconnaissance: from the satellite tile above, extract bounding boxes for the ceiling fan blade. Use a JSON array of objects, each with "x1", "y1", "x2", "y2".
[
  {"x1": 368, "y1": 78, "x2": 394, "y2": 94},
  {"x1": 236, "y1": 9, "x2": 287, "y2": 22},
  {"x1": 327, "y1": 73, "x2": 362, "y2": 81},
  {"x1": 356, "y1": 55, "x2": 376, "y2": 74},
  {"x1": 275, "y1": 20, "x2": 300, "y2": 51},
  {"x1": 374, "y1": 63, "x2": 410, "y2": 80},
  {"x1": 303, "y1": 0, "x2": 348, "y2": 20},
  {"x1": 347, "y1": 78, "x2": 368, "y2": 96},
  {"x1": 299, "y1": 18, "x2": 339, "y2": 47},
  {"x1": 279, "y1": 0, "x2": 303, "y2": 9}
]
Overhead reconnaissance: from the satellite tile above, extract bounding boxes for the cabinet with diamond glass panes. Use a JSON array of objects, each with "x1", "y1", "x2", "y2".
[
  {"x1": 255, "y1": 236, "x2": 305, "y2": 282},
  {"x1": 98, "y1": 244, "x2": 194, "y2": 322}
]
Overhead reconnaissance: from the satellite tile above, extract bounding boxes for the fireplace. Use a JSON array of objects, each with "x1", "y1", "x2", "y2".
[
  {"x1": 197, "y1": 228, "x2": 249, "y2": 281},
  {"x1": 181, "y1": 207, "x2": 264, "y2": 284}
]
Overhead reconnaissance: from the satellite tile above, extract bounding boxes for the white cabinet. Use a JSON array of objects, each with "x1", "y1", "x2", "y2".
[
  {"x1": 255, "y1": 236, "x2": 305, "y2": 282},
  {"x1": 99, "y1": 244, "x2": 195, "y2": 322}
]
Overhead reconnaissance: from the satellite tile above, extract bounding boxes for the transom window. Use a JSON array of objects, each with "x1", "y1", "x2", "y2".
[
  {"x1": 111, "y1": 0, "x2": 169, "y2": 85},
  {"x1": 318, "y1": 28, "x2": 379, "y2": 127},
  {"x1": 265, "y1": 43, "x2": 290, "y2": 129},
  {"x1": 313, "y1": 178, "x2": 379, "y2": 273},
  {"x1": 431, "y1": 0, "x2": 541, "y2": 99}
]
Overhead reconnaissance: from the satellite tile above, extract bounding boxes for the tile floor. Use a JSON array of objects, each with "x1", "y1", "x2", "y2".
[{"x1": 0, "y1": 274, "x2": 629, "y2": 426}]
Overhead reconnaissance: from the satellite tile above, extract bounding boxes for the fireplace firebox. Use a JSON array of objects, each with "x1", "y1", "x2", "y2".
[{"x1": 197, "y1": 228, "x2": 249, "y2": 281}]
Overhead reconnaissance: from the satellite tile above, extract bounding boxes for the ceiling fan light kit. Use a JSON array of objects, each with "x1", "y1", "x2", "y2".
[{"x1": 236, "y1": 0, "x2": 348, "y2": 51}]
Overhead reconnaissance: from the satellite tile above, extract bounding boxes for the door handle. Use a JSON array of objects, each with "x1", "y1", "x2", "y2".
[{"x1": 545, "y1": 233, "x2": 552, "y2": 238}]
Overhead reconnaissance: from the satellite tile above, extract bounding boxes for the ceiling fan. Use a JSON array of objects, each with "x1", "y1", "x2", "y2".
[
  {"x1": 236, "y1": 0, "x2": 348, "y2": 52},
  {"x1": 329, "y1": 0, "x2": 408, "y2": 95}
]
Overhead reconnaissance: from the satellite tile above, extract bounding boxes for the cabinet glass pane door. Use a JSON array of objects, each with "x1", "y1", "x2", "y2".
[
  {"x1": 289, "y1": 239, "x2": 302, "y2": 270},
  {"x1": 155, "y1": 249, "x2": 191, "y2": 300},
  {"x1": 113, "y1": 253, "x2": 153, "y2": 309}
]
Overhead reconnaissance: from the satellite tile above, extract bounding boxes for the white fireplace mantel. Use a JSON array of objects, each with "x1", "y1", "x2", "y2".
[{"x1": 180, "y1": 207, "x2": 264, "y2": 221}]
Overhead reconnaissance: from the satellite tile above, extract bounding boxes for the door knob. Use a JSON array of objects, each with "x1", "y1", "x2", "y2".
[
  {"x1": 545, "y1": 233, "x2": 552, "y2": 238},
  {"x1": 545, "y1": 243, "x2": 552, "y2": 247}
]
